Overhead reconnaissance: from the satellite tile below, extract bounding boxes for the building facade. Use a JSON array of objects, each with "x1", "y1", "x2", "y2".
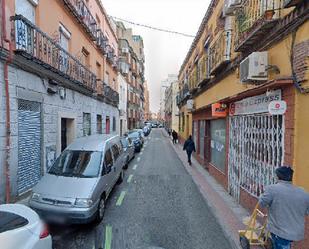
[
  {"x1": 177, "y1": 1, "x2": 309, "y2": 248},
  {"x1": 116, "y1": 22, "x2": 145, "y2": 130},
  {"x1": 144, "y1": 81, "x2": 151, "y2": 121},
  {"x1": 118, "y1": 74, "x2": 128, "y2": 136},
  {"x1": 0, "y1": 0, "x2": 120, "y2": 203}
]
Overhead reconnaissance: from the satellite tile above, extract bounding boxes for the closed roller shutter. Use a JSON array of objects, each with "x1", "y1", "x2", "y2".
[{"x1": 17, "y1": 99, "x2": 41, "y2": 194}]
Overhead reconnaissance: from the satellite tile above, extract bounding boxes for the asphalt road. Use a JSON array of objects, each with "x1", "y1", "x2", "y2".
[{"x1": 51, "y1": 129, "x2": 232, "y2": 249}]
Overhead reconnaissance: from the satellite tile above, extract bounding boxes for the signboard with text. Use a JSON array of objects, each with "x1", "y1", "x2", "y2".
[{"x1": 229, "y1": 90, "x2": 282, "y2": 116}]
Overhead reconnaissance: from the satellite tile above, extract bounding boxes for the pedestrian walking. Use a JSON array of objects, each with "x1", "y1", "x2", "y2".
[
  {"x1": 183, "y1": 135, "x2": 196, "y2": 165},
  {"x1": 172, "y1": 130, "x2": 178, "y2": 144},
  {"x1": 168, "y1": 128, "x2": 171, "y2": 137},
  {"x1": 259, "y1": 166, "x2": 309, "y2": 249}
]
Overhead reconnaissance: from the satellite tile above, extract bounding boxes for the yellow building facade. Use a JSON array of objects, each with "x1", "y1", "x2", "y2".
[{"x1": 177, "y1": 1, "x2": 309, "y2": 247}]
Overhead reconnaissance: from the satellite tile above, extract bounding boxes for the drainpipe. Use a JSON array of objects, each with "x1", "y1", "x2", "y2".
[{"x1": 2, "y1": 0, "x2": 13, "y2": 203}]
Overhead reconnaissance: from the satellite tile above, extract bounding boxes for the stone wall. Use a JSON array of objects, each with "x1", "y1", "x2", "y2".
[{"x1": 0, "y1": 62, "x2": 119, "y2": 202}]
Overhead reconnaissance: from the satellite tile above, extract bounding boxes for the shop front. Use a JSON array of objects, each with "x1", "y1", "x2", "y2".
[{"x1": 192, "y1": 84, "x2": 295, "y2": 210}]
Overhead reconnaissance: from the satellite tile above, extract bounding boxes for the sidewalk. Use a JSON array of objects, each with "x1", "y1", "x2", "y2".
[{"x1": 162, "y1": 130, "x2": 260, "y2": 249}]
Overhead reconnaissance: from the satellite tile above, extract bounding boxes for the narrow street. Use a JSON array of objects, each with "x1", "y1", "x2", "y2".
[{"x1": 51, "y1": 129, "x2": 232, "y2": 249}]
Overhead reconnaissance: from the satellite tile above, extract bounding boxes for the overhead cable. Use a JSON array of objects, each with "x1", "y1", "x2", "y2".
[{"x1": 111, "y1": 16, "x2": 195, "y2": 38}]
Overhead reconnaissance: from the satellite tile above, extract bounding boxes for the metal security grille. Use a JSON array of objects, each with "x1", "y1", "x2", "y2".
[
  {"x1": 83, "y1": 113, "x2": 91, "y2": 136},
  {"x1": 18, "y1": 99, "x2": 41, "y2": 194},
  {"x1": 228, "y1": 114, "x2": 284, "y2": 201}
]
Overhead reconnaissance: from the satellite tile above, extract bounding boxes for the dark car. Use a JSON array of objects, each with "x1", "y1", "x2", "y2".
[
  {"x1": 120, "y1": 137, "x2": 135, "y2": 169},
  {"x1": 127, "y1": 131, "x2": 143, "y2": 153}
]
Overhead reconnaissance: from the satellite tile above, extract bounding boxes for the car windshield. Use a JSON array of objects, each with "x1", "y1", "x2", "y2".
[
  {"x1": 128, "y1": 132, "x2": 139, "y2": 139},
  {"x1": 121, "y1": 138, "x2": 129, "y2": 148},
  {"x1": 49, "y1": 150, "x2": 102, "y2": 178}
]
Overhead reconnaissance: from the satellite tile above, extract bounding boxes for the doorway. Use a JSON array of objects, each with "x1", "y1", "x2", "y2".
[{"x1": 61, "y1": 118, "x2": 74, "y2": 152}]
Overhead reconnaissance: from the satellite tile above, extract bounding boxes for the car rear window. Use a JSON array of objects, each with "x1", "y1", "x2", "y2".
[{"x1": 0, "y1": 211, "x2": 28, "y2": 233}]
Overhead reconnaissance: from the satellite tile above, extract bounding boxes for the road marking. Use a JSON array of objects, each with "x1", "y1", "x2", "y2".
[
  {"x1": 133, "y1": 164, "x2": 138, "y2": 170},
  {"x1": 140, "y1": 152, "x2": 143, "y2": 155},
  {"x1": 116, "y1": 191, "x2": 126, "y2": 206},
  {"x1": 137, "y1": 157, "x2": 141, "y2": 162},
  {"x1": 127, "y1": 174, "x2": 133, "y2": 183},
  {"x1": 104, "y1": 225, "x2": 112, "y2": 249}
]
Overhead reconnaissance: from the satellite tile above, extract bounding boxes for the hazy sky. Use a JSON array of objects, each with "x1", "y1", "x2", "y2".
[{"x1": 102, "y1": 0, "x2": 211, "y2": 112}]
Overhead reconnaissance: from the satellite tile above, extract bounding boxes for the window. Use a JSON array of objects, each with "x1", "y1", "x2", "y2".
[
  {"x1": 96, "y1": 62, "x2": 102, "y2": 80},
  {"x1": 210, "y1": 119, "x2": 226, "y2": 172},
  {"x1": 104, "y1": 149, "x2": 113, "y2": 173},
  {"x1": 111, "y1": 144, "x2": 120, "y2": 161},
  {"x1": 81, "y1": 47, "x2": 90, "y2": 68},
  {"x1": 0, "y1": 211, "x2": 28, "y2": 233},
  {"x1": 97, "y1": 115, "x2": 102, "y2": 134},
  {"x1": 112, "y1": 116, "x2": 116, "y2": 132},
  {"x1": 83, "y1": 113, "x2": 91, "y2": 136}
]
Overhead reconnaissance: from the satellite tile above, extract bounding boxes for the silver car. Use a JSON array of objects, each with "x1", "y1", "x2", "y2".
[
  {"x1": 120, "y1": 137, "x2": 135, "y2": 169},
  {"x1": 29, "y1": 135, "x2": 125, "y2": 224}
]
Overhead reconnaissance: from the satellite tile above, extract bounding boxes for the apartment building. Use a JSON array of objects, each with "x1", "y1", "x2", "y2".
[
  {"x1": 144, "y1": 81, "x2": 151, "y2": 121},
  {"x1": 0, "y1": 0, "x2": 120, "y2": 203},
  {"x1": 117, "y1": 22, "x2": 145, "y2": 129},
  {"x1": 177, "y1": 1, "x2": 309, "y2": 247}
]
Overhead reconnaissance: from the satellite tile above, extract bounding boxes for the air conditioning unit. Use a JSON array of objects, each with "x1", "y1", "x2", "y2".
[
  {"x1": 122, "y1": 47, "x2": 129, "y2": 54},
  {"x1": 223, "y1": 0, "x2": 242, "y2": 16},
  {"x1": 186, "y1": 99, "x2": 194, "y2": 112},
  {"x1": 284, "y1": 0, "x2": 304, "y2": 8},
  {"x1": 240, "y1": 52, "x2": 268, "y2": 83}
]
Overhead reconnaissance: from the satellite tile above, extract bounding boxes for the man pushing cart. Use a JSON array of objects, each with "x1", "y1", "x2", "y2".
[{"x1": 239, "y1": 166, "x2": 309, "y2": 249}]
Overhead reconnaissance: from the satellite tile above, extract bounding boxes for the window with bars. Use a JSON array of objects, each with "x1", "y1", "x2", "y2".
[{"x1": 83, "y1": 113, "x2": 91, "y2": 136}]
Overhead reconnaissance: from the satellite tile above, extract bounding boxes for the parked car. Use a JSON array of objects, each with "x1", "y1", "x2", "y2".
[
  {"x1": 133, "y1": 129, "x2": 145, "y2": 144},
  {"x1": 143, "y1": 126, "x2": 151, "y2": 136},
  {"x1": 120, "y1": 137, "x2": 135, "y2": 169},
  {"x1": 127, "y1": 131, "x2": 143, "y2": 152},
  {"x1": 0, "y1": 204, "x2": 52, "y2": 249},
  {"x1": 151, "y1": 123, "x2": 158, "y2": 128},
  {"x1": 29, "y1": 135, "x2": 125, "y2": 224}
]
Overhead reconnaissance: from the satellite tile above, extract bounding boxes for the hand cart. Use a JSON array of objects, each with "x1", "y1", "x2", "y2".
[{"x1": 238, "y1": 204, "x2": 273, "y2": 249}]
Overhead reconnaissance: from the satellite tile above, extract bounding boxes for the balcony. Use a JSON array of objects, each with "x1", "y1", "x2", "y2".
[
  {"x1": 234, "y1": 0, "x2": 284, "y2": 52},
  {"x1": 11, "y1": 15, "x2": 96, "y2": 91},
  {"x1": 198, "y1": 55, "x2": 211, "y2": 87},
  {"x1": 209, "y1": 30, "x2": 232, "y2": 75},
  {"x1": 96, "y1": 29, "x2": 108, "y2": 55},
  {"x1": 62, "y1": 0, "x2": 97, "y2": 40},
  {"x1": 99, "y1": 82, "x2": 119, "y2": 106}
]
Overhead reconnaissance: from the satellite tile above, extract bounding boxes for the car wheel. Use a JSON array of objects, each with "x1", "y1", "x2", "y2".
[
  {"x1": 123, "y1": 157, "x2": 129, "y2": 170},
  {"x1": 117, "y1": 170, "x2": 124, "y2": 184},
  {"x1": 95, "y1": 196, "x2": 105, "y2": 222}
]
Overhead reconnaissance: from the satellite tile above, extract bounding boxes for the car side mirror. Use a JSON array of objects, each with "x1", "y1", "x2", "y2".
[{"x1": 105, "y1": 164, "x2": 113, "y2": 174}]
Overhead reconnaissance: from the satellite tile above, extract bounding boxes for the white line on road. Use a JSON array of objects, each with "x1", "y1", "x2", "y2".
[
  {"x1": 137, "y1": 157, "x2": 141, "y2": 162},
  {"x1": 133, "y1": 165, "x2": 138, "y2": 170}
]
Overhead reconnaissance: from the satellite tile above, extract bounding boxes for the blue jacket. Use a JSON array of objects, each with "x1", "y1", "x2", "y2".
[{"x1": 183, "y1": 139, "x2": 196, "y2": 153}]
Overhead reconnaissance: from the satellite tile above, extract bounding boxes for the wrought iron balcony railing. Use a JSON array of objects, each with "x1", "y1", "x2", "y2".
[
  {"x1": 96, "y1": 29, "x2": 108, "y2": 55},
  {"x1": 209, "y1": 30, "x2": 232, "y2": 75},
  {"x1": 102, "y1": 82, "x2": 119, "y2": 106},
  {"x1": 62, "y1": 0, "x2": 97, "y2": 40},
  {"x1": 198, "y1": 55, "x2": 211, "y2": 84},
  {"x1": 11, "y1": 15, "x2": 97, "y2": 91},
  {"x1": 234, "y1": 0, "x2": 284, "y2": 52}
]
